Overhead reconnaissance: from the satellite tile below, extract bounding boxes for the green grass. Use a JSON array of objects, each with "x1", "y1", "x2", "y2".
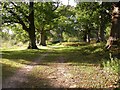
[
  {"x1": 43, "y1": 43, "x2": 109, "y2": 64},
  {"x1": 102, "y1": 54, "x2": 120, "y2": 73},
  {"x1": 1, "y1": 42, "x2": 120, "y2": 87},
  {"x1": 1, "y1": 59, "x2": 24, "y2": 80},
  {"x1": 1, "y1": 48, "x2": 47, "y2": 80}
]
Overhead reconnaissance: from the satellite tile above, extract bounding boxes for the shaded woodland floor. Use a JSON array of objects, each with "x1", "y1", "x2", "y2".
[{"x1": 1, "y1": 43, "x2": 120, "y2": 89}]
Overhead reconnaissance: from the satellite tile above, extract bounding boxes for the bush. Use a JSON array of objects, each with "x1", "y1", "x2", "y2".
[{"x1": 102, "y1": 53, "x2": 120, "y2": 73}]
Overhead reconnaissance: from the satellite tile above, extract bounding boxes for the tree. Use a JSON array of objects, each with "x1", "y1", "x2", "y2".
[
  {"x1": 106, "y1": 2, "x2": 120, "y2": 49},
  {"x1": 2, "y1": 1, "x2": 38, "y2": 49},
  {"x1": 1, "y1": 24, "x2": 29, "y2": 44},
  {"x1": 98, "y1": 2, "x2": 112, "y2": 42},
  {"x1": 75, "y1": 2, "x2": 112, "y2": 43},
  {"x1": 53, "y1": 5, "x2": 77, "y2": 42},
  {"x1": 75, "y1": 2, "x2": 98, "y2": 42},
  {"x1": 35, "y1": 2, "x2": 59, "y2": 46}
]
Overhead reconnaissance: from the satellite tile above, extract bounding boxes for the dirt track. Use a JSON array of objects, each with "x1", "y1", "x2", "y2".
[{"x1": 2, "y1": 54, "x2": 119, "y2": 88}]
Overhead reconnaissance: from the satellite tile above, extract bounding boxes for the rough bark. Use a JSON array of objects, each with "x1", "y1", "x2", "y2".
[
  {"x1": 40, "y1": 30, "x2": 47, "y2": 46},
  {"x1": 3, "y1": 2, "x2": 38, "y2": 49},
  {"x1": 83, "y1": 30, "x2": 90, "y2": 43},
  {"x1": 58, "y1": 28, "x2": 63, "y2": 42},
  {"x1": 106, "y1": 2, "x2": 120, "y2": 49},
  {"x1": 28, "y1": 29, "x2": 38, "y2": 49},
  {"x1": 28, "y1": 2, "x2": 38, "y2": 49},
  {"x1": 99, "y1": 3, "x2": 106, "y2": 42},
  {"x1": 83, "y1": 31, "x2": 87, "y2": 42},
  {"x1": 99, "y1": 15, "x2": 105, "y2": 41},
  {"x1": 96, "y1": 30, "x2": 100, "y2": 43}
]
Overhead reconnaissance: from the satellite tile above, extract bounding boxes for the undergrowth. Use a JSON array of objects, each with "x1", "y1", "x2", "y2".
[{"x1": 102, "y1": 53, "x2": 120, "y2": 73}]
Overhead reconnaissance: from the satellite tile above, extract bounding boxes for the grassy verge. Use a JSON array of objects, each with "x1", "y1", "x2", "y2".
[
  {"x1": 1, "y1": 48, "x2": 47, "y2": 80},
  {"x1": 1, "y1": 59, "x2": 24, "y2": 80},
  {"x1": 1, "y1": 42, "x2": 120, "y2": 88}
]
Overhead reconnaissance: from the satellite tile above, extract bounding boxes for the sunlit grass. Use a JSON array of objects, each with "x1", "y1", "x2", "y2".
[
  {"x1": 102, "y1": 56, "x2": 120, "y2": 73},
  {"x1": 1, "y1": 59, "x2": 25, "y2": 80},
  {"x1": 1, "y1": 43, "x2": 28, "y2": 51},
  {"x1": 1, "y1": 48, "x2": 46, "y2": 80},
  {"x1": 1, "y1": 42, "x2": 119, "y2": 87}
]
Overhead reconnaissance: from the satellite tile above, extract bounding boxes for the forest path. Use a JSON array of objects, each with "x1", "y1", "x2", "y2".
[
  {"x1": 2, "y1": 53, "x2": 75, "y2": 88},
  {"x1": 46, "y1": 57, "x2": 77, "y2": 88},
  {"x1": 2, "y1": 53, "x2": 119, "y2": 88},
  {"x1": 2, "y1": 53, "x2": 48, "y2": 88}
]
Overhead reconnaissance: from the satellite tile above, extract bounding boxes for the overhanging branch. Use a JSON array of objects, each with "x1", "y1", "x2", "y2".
[
  {"x1": 4, "y1": 7, "x2": 28, "y2": 32},
  {"x1": 10, "y1": 2, "x2": 29, "y2": 19},
  {"x1": 52, "y1": 2, "x2": 59, "y2": 11}
]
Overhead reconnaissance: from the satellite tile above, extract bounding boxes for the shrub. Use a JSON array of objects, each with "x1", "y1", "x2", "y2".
[{"x1": 102, "y1": 53, "x2": 120, "y2": 73}]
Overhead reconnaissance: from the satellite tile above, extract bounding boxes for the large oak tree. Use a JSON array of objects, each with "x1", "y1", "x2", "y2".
[{"x1": 2, "y1": 1, "x2": 38, "y2": 49}]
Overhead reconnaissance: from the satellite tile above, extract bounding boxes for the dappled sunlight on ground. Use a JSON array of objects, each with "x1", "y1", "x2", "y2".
[
  {"x1": 19, "y1": 62, "x2": 119, "y2": 88},
  {"x1": 1, "y1": 43, "x2": 120, "y2": 88}
]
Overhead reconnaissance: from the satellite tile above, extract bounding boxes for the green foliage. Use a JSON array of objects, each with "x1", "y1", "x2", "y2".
[
  {"x1": 1, "y1": 2, "x2": 113, "y2": 46},
  {"x1": 2, "y1": 2, "x2": 29, "y2": 27},
  {"x1": 1, "y1": 24, "x2": 29, "y2": 48},
  {"x1": 105, "y1": 26, "x2": 111, "y2": 39},
  {"x1": 102, "y1": 53, "x2": 120, "y2": 73},
  {"x1": 75, "y1": 2, "x2": 112, "y2": 41},
  {"x1": 11, "y1": 24, "x2": 29, "y2": 43},
  {"x1": 34, "y1": 2, "x2": 58, "y2": 28},
  {"x1": 49, "y1": 5, "x2": 79, "y2": 42}
]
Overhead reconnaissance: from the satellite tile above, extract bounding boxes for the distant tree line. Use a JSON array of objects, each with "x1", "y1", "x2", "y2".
[{"x1": 1, "y1": 1, "x2": 120, "y2": 49}]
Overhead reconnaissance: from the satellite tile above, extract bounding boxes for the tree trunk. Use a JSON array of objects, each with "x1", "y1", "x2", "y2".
[
  {"x1": 28, "y1": 1, "x2": 38, "y2": 49},
  {"x1": 99, "y1": 10, "x2": 106, "y2": 42},
  {"x1": 28, "y1": 30, "x2": 38, "y2": 49},
  {"x1": 99, "y1": 17, "x2": 105, "y2": 41},
  {"x1": 40, "y1": 30, "x2": 47, "y2": 46},
  {"x1": 83, "y1": 32, "x2": 90, "y2": 43},
  {"x1": 99, "y1": 3, "x2": 107, "y2": 42},
  {"x1": 83, "y1": 29, "x2": 90, "y2": 43},
  {"x1": 58, "y1": 28, "x2": 63, "y2": 42},
  {"x1": 87, "y1": 29, "x2": 90, "y2": 43},
  {"x1": 83, "y1": 31, "x2": 87, "y2": 42},
  {"x1": 96, "y1": 30, "x2": 100, "y2": 43},
  {"x1": 106, "y1": 2, "x2": 120, "y2": 49}
]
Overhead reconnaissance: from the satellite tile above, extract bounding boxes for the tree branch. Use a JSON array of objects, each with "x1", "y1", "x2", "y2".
[
  {"x1": 10, "y1": 2, "x2": 29, "y2": 19},
  {"x1": 3, "y1": 20, "x2": 19, "y2": 24},
  {"x1": 10, "y1": 2, "x2": 29, "y2": 24},
  {"x1": 4, "y1": 4, "x2": 29, "y2": 32},
  {"x1": 10, "y1": 11, "x2": 28, "y2": 31},
  {"x1": 52, "y1": 2, "x2": 59, "y2": 11}
]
